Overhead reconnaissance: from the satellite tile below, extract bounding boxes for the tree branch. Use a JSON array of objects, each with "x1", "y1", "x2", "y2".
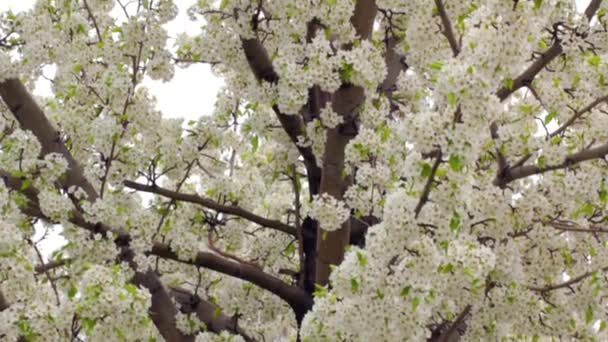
[
  {"x1": 550, "y1": 94, "x2": 608, "y2": 138},
  {"x1": 149, "y1": 243, "x2": 313, "y2": 322},
  {"x1": 527, "y1": 265, "x2": 608, "y2": 293},
  {"x1": 123, "y1": 180, "x2": 297, "y2": 236},
  {"x1": 0, "y1": 79, "x2": 97, "y2": 200},
  {"x1": 169, "y1": 287, "x2": 256, "y2": 342},
  {"x1": 240, "y1": 38, "x2": 320, "y2": 177},
  {"x1": 434, "y1": 0, "x2": 460, "y2": 56},
  {"x1": 550, "y1": 220, "x2": 608, "y2": 234},
  {"x1": 494, "y1": 141, "x2": 608, "y2": 187},
  {"x1": 433, "y1": 305, "x2": 471, "y2": 342},
  {"x1": 132, "y1": 270, "x2": 195, "y2": 342}
]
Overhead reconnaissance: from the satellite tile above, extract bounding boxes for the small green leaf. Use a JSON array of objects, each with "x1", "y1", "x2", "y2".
[
  {"x1": 586, "y1": 305, "x2": 594, "y2": 324},
  {"x1": 536, "y1": 155, "x2": 546, "y2": 169},
  {"x1": 503, "y1": 78, "x2": 514, "y2": 90},
  {"x1": 587, "y1": 54, "x2": 601, "y2": 67},
  {"x1": 68, "y1": 285, "x2": 78, "y2": 299},
  {"x1": 313, "y1": 284, "x2": 328, "y2": 298},
  {"x1": 437, "y1": 263, "x2": 454, "y2": 274},
  {"x1": 339, "y1": 62, "x2": 355, "y2": 83},
  {"x1": 447, "y1": 92, "x2": 457, "y2": 107},
  {"x1": 350, "y1": 278, "x2": 359, "y2": 293},
  {"x1": 400, "y1": 286, "x2": 411, "y2": 297},
  {"x1": 20, "y1": 179, "x2": 31, "y2": 191},
  {"x1": 420, "y1": 162, "x2": 432, "y2": 177},
  {"x1": 411, "y1": 296, "x2": 420, "y2": 311},
  {"x1": 449, "y1": 211, "x2": 461, "y2": 233},
  {"x1": 356, "y1": 251, "x2": 367, "y2": 267},
  {"x1": 448, "y1": 154, "x2": 464, "y2": 172},
  {"x1": 545, "y1": 110, "x2": 558, "y2": 124},
  {"x1": 428, "y1": 61, "x2": 444, "y2": 70},
  {"x1": 250, "y1": 135, "x2": 259, "y2": 152},
  {"x1": 124, "y1": 283, "x2": 137, "y2": 295}
]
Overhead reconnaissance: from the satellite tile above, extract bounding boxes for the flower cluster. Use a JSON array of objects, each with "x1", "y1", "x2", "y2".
[{"x1": 308, "y1": 193, "x2": 350, "y2": 232}]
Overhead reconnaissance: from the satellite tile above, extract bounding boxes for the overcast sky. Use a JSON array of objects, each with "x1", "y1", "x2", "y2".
[{"x1": 0, "y1": 0, "x2": 223, "y2": 120}]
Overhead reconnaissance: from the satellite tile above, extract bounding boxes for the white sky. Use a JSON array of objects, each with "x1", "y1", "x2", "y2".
[{"x1": 0, "y1": 0, "x2": 223, "y2": 120}]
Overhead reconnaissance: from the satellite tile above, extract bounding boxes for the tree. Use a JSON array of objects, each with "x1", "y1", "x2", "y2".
[{"x1": 1, "y1": 0, "x2": 608, "y2": 340}]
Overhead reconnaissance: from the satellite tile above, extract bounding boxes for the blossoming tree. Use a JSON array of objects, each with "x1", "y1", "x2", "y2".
[{"x1": 1, "y1": 0, "x2": 608, "y2": 340}]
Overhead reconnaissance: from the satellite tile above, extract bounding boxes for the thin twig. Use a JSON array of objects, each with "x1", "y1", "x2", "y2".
[{"x1": 414, "y1": 150, "x2": 442, "y2": 218}]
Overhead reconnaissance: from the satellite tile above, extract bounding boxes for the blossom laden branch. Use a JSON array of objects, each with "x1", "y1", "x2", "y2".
[
  {"x1": 123, "y1": 180, "x2": 297, "y2": 236},
  {"x1": 169, "y1": 287, "x2": 256, "y2": 342},
  {"x1": 149, "y1": 243, "x2": 314, "y2": 322},
  {"x1": 0, "y1": 79, "x2": 205, "y2": 341},
  {"x1": 527, "y1": 266, "x2": 608, "y2": 293},
  {"x1": 494, "y1": 141, "x2": 608, "y2": 187},
  {"x1": 550, "y1": 220, "x2": 608, "y2": 234},
  {"x1": 240, "y1": 29, "x2": 320, "y2": 176},
  {"x1": 434, "y1": 0, "x2": 460, "y2": 56},
  {"x1": 432, "y1": 305, "x2": 471, "y2": 342},
  {"x1": 550, "y1": 94, "x2": 608, "y2": 138},
  {"x1": 0, "y1": 79, "x2": 97, "y2": 201},
  {"x1": 495, "y1": 0, "x2": 602, "y2": 101}
]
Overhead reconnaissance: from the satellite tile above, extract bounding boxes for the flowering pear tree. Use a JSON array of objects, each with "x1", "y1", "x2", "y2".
[{"x1": 2, "y1": 0, "x2": 608, "y2": 340}]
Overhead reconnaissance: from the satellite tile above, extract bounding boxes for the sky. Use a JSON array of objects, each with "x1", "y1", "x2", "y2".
[
  {"x1": 0, "y1": 0, "x2": 224, "y2": 257},
  {"x1": 0, "y1": 0, "x2": 224, "y2": 120}
]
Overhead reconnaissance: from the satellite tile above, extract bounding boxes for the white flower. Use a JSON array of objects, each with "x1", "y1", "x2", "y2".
[{"x1": 308, "y1": 193, "x2": 350, "y2": 232}]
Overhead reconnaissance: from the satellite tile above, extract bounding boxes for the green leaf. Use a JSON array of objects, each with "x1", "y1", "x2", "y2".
[
  {"x1": 82, "y1": 317, "x2": 97, "y2": 334},
  {"x1": 212, "y1": 307, "x2": 222, "y2": 319},
  {"x1": 519, "y1": 104, "x2": 534, "y2": 115},
  {"x1": 400, "y1": 286, "x2": 411, "y2": 297},
  {"x1": 573, "y1": 202, "x2": 594, "y2": 218},
  {"x1": 448, "y1": 154, "x2": 464, "y2": 172},
  {"x1": 550, "y1": 135, "x2": 562, "y2": 145},
  {"x1": 124, "y1": 283, "x2": 137, "y2": 295},
  {"x1": 20, "y1": 179, "x2": 31, "y2": 191},
  {"x1": 587, "y1": 54, "x2": 601, "y2": 67},
  {"x1": 339, "y1": 62, "x2": 355, "y2": 83},
  {"x1": 437, "y1": 263, "x2": 454, "y2": 274},
  {"x1": 586, "y1": 305, "x2": 594, "y2": 324},
  {"x1": 533, "y1": 0, "x2": 543, "y2": 9},
  {"x1": 503, "y1": 78, "x2": 514, "y2": 90},
  {"x1": 350, "y1": 278, "x2": 359, "y2": 293},
  {"x1": 411, "y1": 296, "x2": 420, "y2": 311},
  {"x1": 313, "y1": 284, "x2": 328, "y2": 298},
  {"x1": 420, "y1": 162, "x2": 432, "y2": 177},
  {"x1": 219, "y1": 0, "x2": 230, "y2": 10},
  {"x1": 447, "y1": 92, "x2": 457, "y2": 107},
  {"x1": 428, "y1": 61, "x2": 444, "y2": 70},
  {"x1": 250, "y1": 135, "x2": 259, "y2": 152},
  {"x1": 356, "y1": 251, "x2": 367, "y2": 267},
  {"x1": 536, "y1": 155, "x2": 546, "y2": 169},
  {"x1": 68, "y1": 285, "x2": 78, "y2": 299},
  {"x1": 449, "y1": 211, "x2": 461, "y2": 233},
  {"x1": 545, "y1": 110, "x2": 558, "y2": 124}
]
